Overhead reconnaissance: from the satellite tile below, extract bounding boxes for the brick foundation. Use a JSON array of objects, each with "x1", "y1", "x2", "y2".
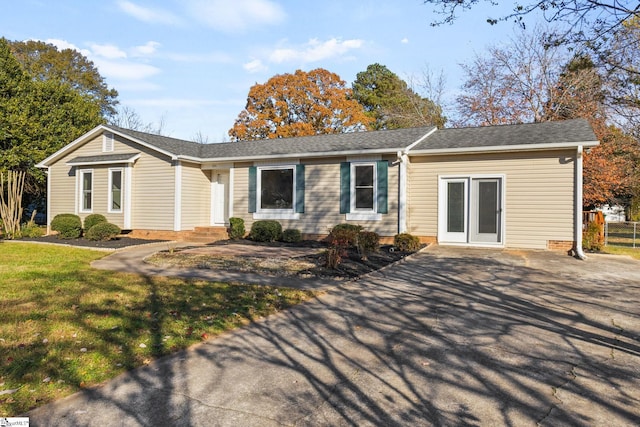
[
  {"x1": 126, "y1": 229, "x2": 196, "y2": 241},
  {"x1": 547, "y1": 240, "x2": 574, "y2": 251}
]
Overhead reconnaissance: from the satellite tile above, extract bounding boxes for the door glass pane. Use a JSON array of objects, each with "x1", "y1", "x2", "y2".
[
  {"x1": 478, "y1": 181, "x2": 497, "y2": 233},
  {"x1": 447, "y1": 182, "x2": 464, "y2": 233}
]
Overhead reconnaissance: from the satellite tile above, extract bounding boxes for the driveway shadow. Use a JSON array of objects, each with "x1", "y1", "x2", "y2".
[{"x1": 28, "y1": 247, "x2": 640, "y2": 426}]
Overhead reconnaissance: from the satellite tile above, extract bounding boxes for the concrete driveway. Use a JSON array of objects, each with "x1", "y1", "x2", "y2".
[{"x1": 29, "y1": 246, "x2": 640, "y2": 426}]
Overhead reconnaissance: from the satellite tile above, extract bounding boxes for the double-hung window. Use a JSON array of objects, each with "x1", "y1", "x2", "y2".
[
  {"x1": 340, "y1": 160, "x2": 388, "y2": 221},
  {"x1": 79, "y1": 170, "x2": 93, "y2": 213},
  {"x1": 109, "y1": 168, "x2": 123, "y2": 213},
  {"x1": 248, "y1": 164, "x2": 305, "y2": 219}
]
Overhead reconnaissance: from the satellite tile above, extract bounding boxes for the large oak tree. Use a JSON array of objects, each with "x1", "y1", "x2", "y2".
[{"x1": 229, "y1": 68, "x2": 372, "y2": 141}]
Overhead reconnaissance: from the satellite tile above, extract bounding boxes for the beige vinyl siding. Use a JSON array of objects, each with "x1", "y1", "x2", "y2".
[
  {"x1": 129, "y1": 146, "x2": 175, "y2": 230},
  {"x1": 407, "y1": 149, "x2": 576, "y2": 249},
  {"x1": 180, "y1": 163, "x2": 211, "y2": 230},
  {"x1": 232, "y1": 156, "x2": 399, "y2": 236},
  {"x1": 47, "y1": 130, "x2": 176, "y2": 231}
]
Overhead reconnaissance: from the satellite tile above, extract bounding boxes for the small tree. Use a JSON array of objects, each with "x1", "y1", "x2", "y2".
[{"x1": 0, "y1": 170, "x2": 25, "y2": 239}]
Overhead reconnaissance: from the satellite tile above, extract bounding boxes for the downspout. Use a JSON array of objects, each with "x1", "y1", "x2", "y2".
[
  {"x1": 397, "y1": 151, "x2": 408, "y2": 233},
  {"x1": 574, "y1": 146, "x2": 587, "y2": 259}
]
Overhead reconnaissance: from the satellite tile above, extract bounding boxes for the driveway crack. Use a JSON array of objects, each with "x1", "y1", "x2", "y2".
[{"x1": 537, "y1": 364, "x2": 577, "y2": 426}]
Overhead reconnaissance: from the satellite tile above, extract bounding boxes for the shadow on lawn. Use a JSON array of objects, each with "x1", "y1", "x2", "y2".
[{"x1": 27, "y1": 248, "x2": 640, "y2": 426}]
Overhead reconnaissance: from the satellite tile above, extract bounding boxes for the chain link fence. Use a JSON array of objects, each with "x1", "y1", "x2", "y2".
[{"x1": 605, "y1": 222, "x2": 640, "y2": 248}]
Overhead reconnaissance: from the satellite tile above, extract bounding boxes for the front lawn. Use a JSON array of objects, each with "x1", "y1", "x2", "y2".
[{"x1": 0, "y1": 242, "x2": 317, "y2": 416}]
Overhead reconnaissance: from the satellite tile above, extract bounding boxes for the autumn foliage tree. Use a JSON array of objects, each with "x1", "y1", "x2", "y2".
[{"x1": 229, "y1": 68, "x2": 372, "y2": 141}]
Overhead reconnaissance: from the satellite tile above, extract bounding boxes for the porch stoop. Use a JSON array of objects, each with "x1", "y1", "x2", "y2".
[{"x1": 187, "y1": 226, "x2": 229, "y2": 243}]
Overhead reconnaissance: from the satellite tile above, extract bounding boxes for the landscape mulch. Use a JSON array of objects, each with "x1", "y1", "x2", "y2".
[{"x1": 18, "y1": 234, "x2": 167, "y2": 249}]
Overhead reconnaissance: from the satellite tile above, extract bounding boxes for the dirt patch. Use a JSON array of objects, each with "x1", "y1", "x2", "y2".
[{"x1": 146, "y1": 240, "x2": 423, "y2": 279}]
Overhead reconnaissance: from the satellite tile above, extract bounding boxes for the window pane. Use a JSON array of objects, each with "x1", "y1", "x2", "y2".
[
  {"x1": 111, "y1": 170, "x2": 122, "y2": 211},
  {"x1": 261, "y1": 169, "x2": 293, "y2": 209},
  {"x1": 355, "y1": 165, "x2": 374, "y2": 186},
  {"x1": 447, "y1": 182, "x2": 464, "y2": 233},
  {"x1": 82, "y1": 172, "x2": 92, "y2": 210},
  {"x1": 355, "y1": 188, "x2": 374, "y2": 209}
]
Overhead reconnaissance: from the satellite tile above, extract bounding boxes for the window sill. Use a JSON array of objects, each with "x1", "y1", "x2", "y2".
[
  {"x1": 346, "y1": 212, "x2": 382, "y2": 221},
  {"x1": 254, "y1": 212, "x2": 301, "y2": 220}
]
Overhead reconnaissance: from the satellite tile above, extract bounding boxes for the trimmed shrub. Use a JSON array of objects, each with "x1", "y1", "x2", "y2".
[
  {"x1": 84, "y1": 213, "x2": 107, "y2": 231},
  {"x1": 328, "y1": 223, "x2": 363, "y2": 248},
  {"x1": 85, "y1": 222, "x2": 121, "y2": 241},
  {"x1": 281, "y1": 228, "x2": 302, "y2": 243},
  {"x1": 249, "y1": 220, "x2": 282, "y2": 242},
  {"x1": 583, "y1": 221, "x2": 604, "y2": 251},
  {"x1": 21, "y1": 221, "x2": 44, "y2": 238},
  {"x1": 228, "y1": 217, "x2": 245, "y2": 240},
  {"x1": 51, "y1": 214, "x2": 82, "y2": 239},
  {"x1": 394, "y1": 233, "x2": 421, "y2": 252},
  {"x1": 357, "y1": 231, "x2": 380, "y2": 259}
]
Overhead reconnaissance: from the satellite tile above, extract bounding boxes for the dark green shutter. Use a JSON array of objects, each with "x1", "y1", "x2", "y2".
[
  {"x1": 248, "y1": 166, "x2": 257, "y2": 213},
  {"x1": 295, "y1": 164, "x2": 305, "y2": 213},
  {"x1": 340, "y1": 162, "x2": 350, "y2": 214},
  {"x1": 377, "y1": 160, "x2": 388, "y2": 214}
]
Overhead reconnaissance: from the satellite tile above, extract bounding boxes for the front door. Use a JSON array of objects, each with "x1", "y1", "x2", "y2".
[
  {"x1": 469, "y1": 178, "x2": 501, "y2": 243},
  {"x1": 211, "y1": 172, "x2": 229, "y2": 225},
  {"x1": 439, "y1": 176, "x2": 503, "y2": 245}
]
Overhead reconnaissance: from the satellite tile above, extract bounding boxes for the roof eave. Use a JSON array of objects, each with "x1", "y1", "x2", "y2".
[
  {"x1": 179, "y1": 147, "x2": 407, "y2": 163},
  {"x1": 65, "y1": 153, "x2": 142, "y2": 167},
  {"x1": 409, "y1": 140, "x2": 600, "y2": 156}
]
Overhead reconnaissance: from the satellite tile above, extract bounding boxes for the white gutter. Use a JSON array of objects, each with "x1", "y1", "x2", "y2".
[
  {"x1": 408, "y1": 140, "x2": 600, "y2": 156},
  {"x1": 395, "y1": 127, "x2": 437, "y2": 234},
  {"x1": 574, "y1": 146, "x2": 587, "y2": 259}
]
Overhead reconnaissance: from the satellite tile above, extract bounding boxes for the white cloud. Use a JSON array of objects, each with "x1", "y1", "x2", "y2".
[
  {"x1": 92, "y1": 58, "x2": 160, "y2": 81},
  {"x1": 131, "y1": 41, "x2": 161, "y2": 57},
  {"x1": 186, "y1": 0, "x2": 285, "y2": 32},
  {"x1": 90, "y1": 43, "x2": 128, "y2": 59},
  {"x1": 117, "y1": 0, "x2": 182, "y2": 25},
  {"x1": 401, "y1": 38, "x2": 409, "y2": 44},
  {"x1": 166, "y1": 51, "x2": 233, "y2": 63},
  {"x1": 268, "y1": 38, "x2": 364, "y2": 64},
  {"x1": 42, "y1": 39, "x2": 91, "y2": 57},
  {"x1": 243, "y1": 59, "x2": 267, "y2": 73}
]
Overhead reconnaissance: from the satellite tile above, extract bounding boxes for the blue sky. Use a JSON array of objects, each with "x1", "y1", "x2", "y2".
[{"x1": 2, "y1": 0, "x2": 543, "y2": 141}]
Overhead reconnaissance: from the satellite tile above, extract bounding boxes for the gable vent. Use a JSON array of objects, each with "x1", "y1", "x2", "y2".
[{"x1": 103, "y1": 132, "x2": 114, "y2": 152}]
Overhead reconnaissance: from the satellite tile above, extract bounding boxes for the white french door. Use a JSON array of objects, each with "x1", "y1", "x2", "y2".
[{"x1": 439, "y1": 176, "x2": 503, "y2": 245}]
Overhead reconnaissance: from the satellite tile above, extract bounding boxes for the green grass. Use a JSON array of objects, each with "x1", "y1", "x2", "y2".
[
  {"x1": 0, "y1": 242, "x2": 317, "y2": 416},
  {"x1": 603, "y1": 245, "x2": 640, "y2": 260}
]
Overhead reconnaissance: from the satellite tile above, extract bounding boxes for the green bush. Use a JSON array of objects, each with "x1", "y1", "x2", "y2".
[
  {"x1": 21, "y1": 221, "x2": 44, "y2": 238},
  {"x1": 357, "y1": 231, "x2": 380, "y2": 258},
  {"x1": 84, "y1": 213, "x2": 107, "y2": 231},
  {"x1": 228, "y1": 217, "x2": 245, "y2": 240},
  {"x1": 394, "y1": 233, "x2": 421, "y2": 252},
  {"x1": 249, "y1": 220, "x2": 282, "y2": 242},
  {"x1": 85, "y1": 222, "x2": 121, "y2": 241},
  {"x1": 329, "y1": 223, "x2": 363, "y2": 248},
  {"x1": 281, "y1": 228, "x2": 302, "y2": 243},
  {"x1": 583, "y1": 221, "x2": 604, "y2": 251},
  {"x1": 51, "y1": 214, "x2": 82, "y2": 239}
]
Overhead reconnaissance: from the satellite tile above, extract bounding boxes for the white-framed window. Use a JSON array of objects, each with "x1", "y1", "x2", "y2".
[
  {"x1": 103, "y1": 132, "x2": 114, "y2": 152},
  {"x1": 351, "y1": 162, "x2": 376, "y2": 212},
  {"x1": 108, "y1": 168, "x2": 123, "y2": 213},
  {"x1": 340, "y1": 161, "x2": 386, "y2": 221},
  {"x1": 249, "y1": 164, "x2": 304, "y2": 220},
  {"x1": 79, "y1": 169, "x2": 93, "y2": 213},
  {"x1": 258, "y1": 165, "x2": 295, "y2": 211}
]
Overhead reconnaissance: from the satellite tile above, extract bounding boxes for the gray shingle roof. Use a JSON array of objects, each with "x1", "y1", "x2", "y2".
[
  {"x1": 67, "y1": 152, "x2": 140, "y2": 165},
  {"x1": 105, "y1": 119, "x2": 597, "y2": 162},
  {"x1": 412, "y1": 118, "x2": 597, "y2": 152},
  {"x1": 107, "y1": 125, "x2": 436, "y2": 160}
]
